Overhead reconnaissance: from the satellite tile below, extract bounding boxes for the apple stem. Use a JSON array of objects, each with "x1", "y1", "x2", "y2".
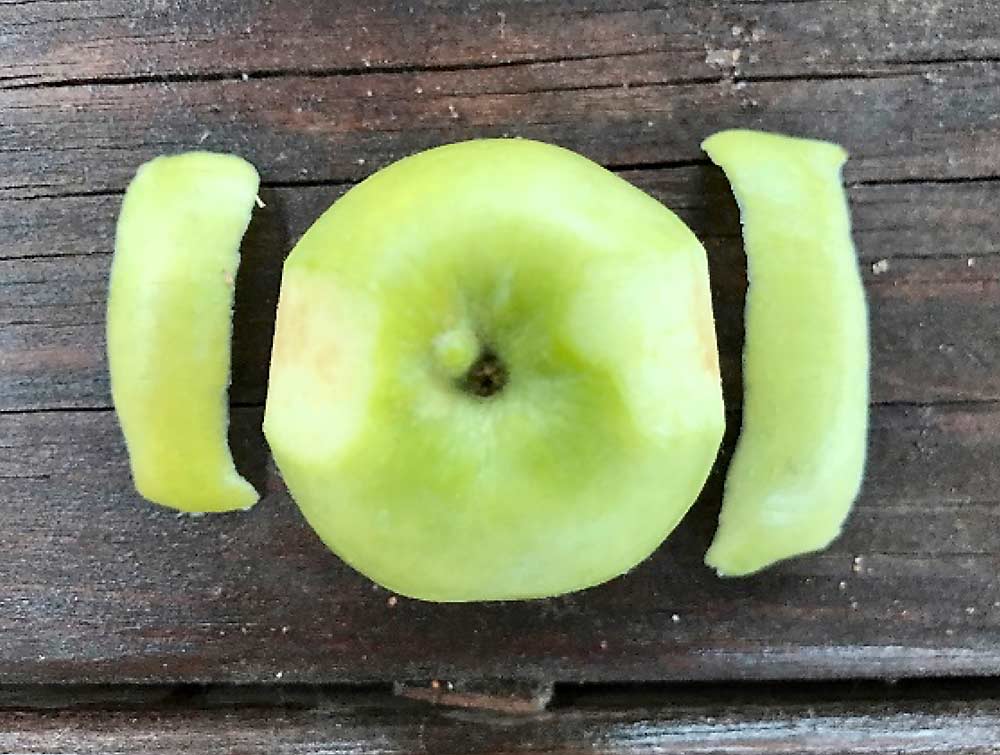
[{"x1": 432, "y1": 325, "x2": 480, "y2": 380}]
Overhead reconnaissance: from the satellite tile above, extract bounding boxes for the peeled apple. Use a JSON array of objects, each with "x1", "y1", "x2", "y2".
[{"x1": 263, "y1": 139, "x2": 726, "y2": 601}]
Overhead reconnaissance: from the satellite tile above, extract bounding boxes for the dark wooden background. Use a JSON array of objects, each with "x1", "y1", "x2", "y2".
[{"x1": 3, "y1": 0, "x2": 1000, "y2": 751}]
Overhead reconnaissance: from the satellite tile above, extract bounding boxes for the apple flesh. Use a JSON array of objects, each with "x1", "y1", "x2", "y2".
[
  {"x1": 702, "y1": 130, "x2": 869, "y2": 577},
  {"x1": 264, "y1": 139, "x2": 725, "y2": 601},
  {"x1": 108, "y1": 152, "x2": 260, "y2": 513}
]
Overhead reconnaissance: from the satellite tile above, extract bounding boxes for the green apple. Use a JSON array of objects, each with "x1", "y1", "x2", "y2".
[
  {"x1": 108, "y1": 152, "x2": 260, "y2": 513},
  {"x1": 702, "y1": 130, "x2": 869, "y2": 577},
  {"x1": 264, "y1": 139, "x2": 725, "y2": 601}
]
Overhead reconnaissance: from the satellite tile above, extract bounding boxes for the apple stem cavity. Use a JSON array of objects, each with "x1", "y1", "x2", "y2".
[{"x1": 462, "y1": 348, "x2": 508, "y2": 398}]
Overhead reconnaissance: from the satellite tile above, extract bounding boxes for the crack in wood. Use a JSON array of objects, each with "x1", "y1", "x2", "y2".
[
  {"x1": 0, "y1": 49, "x2": 666, "y2": 92},
  {"x1": 0, "y1": 188, "x2": 126, "y2": 202},
  {"x1": 4, "y1": 396, "x2": 999, "y2": 417},
  {"x1": 852, "y1": 175, "x2": 1000, "y2": 187},
  {"x1": 5, "y1": 170, "x2": 1000, "y2": 205},
  {"x1": 6, "y1": 50, "x2": 995, "y2": 94},
  {"x1": 3, "y1": 680, "x2": 1000, "y2": 752},
  {"x1": 4, "y1": 675, "x2": 1000, "y2": 712}
]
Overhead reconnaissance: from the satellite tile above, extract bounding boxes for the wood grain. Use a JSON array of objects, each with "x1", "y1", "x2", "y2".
[
  {"x1": 4, "y1": 176, "x2": 1000, "y2": 411},
  {"x1": 2, "y1": 399, "x2": 1000, "y2": 684},
  {"x1": 3, "y1": 688, "x2": 1000, "y2": 754},
  {"x1": 2, "y1": 0, "x2": 998, "y2": 85},
  {"x1": 3, "y1": 60, "x2": 1000, "y2": 200},
  {"x1": 2, "y1": 0, "x2": 1000, "y2": 695}
]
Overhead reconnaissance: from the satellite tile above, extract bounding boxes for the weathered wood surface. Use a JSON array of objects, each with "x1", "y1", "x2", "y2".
[
  {"x1": 7, "y1": 398, "x2": 1000, "y2": 684},
  {"x1": 4, "y1": 177, "x2": 1000, "y2": 410},
  {"x1": 3, "y1": 686, "x2": 1000, "y2": 754},
  {"x1": 4, "y1": 60, "x2": 1000, "y2": 199},
  {"x1": 4, "y1": 0, "x2": 999, "y2": 86},
  {"x1": 2, "y1": 0, "x2": 1000, "y2": 691}
]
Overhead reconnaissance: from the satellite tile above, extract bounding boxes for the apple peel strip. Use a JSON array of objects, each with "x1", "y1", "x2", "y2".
[{"x1": 107, "y1": 151, "x2": 261, "y2": 513}]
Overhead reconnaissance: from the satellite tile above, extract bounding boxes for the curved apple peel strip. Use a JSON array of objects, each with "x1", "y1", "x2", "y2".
[
  {"x1": 702, "y1": 130, "x2": 869, "y2": 576},
  {"x1": 107, "y1": 152, "x2": 260, "y2": 513}
]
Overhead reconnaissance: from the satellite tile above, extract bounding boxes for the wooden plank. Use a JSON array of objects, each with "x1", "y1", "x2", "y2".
[
  {"x1": 2, "y1": 399, "x2": 999, "y2": 684},
  {"x1": 2, "y1": 691, "x2": 1000, "y2": 754},
  {"x1": 3, "y1": 59, "x2": 1000, "y2": 199},
  {"x1": 2, "y1": 0, "x2": 998, "y2": 85},
  {"x1": 3, "y1": 174, "x2": 999, "y2": 411},
  {"x1": 7, "y1": 169, "x2": 999, "y2": 264},
  {"x1": 3, "y1": 0, "x2": 999, "y2": 692}
]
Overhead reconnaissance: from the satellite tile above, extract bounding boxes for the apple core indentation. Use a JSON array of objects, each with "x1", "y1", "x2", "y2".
[{"x1": 462, "y1": 348, "x2": 507, "y2": 398}]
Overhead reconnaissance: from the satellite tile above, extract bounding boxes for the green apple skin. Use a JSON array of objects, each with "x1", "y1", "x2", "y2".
[
  {"x1": 108, "y1": 152, "x2": 260, "y2": 513},
  {"x1": 702, "y1": 130, "x2": 869, "y2": 577},
  {"x1": 264, "y1": 139, "x2": 725, "y2": 601}
]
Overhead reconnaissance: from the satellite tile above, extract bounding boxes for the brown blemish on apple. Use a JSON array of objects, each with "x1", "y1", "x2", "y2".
[
  {"x1": 270, "y1": 277, "x2": 341, "y2": 388},
  {"x1": 270, "y1": 283, "x2": 305, "y2": 366},
  {"x1": 692, "y1": 279, "x2": 721, "y2": 377}
]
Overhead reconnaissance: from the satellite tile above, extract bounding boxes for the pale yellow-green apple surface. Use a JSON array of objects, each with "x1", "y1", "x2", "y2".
[
  {"x1": 108, "y1": 152, "x2": 260, "y2": 513},
  {"x1": 702, "y1": 130, "x2": 869, "y2": 577},
  {"x1": 264, "y1": 139, "x2": 725, "y2": 601}
]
